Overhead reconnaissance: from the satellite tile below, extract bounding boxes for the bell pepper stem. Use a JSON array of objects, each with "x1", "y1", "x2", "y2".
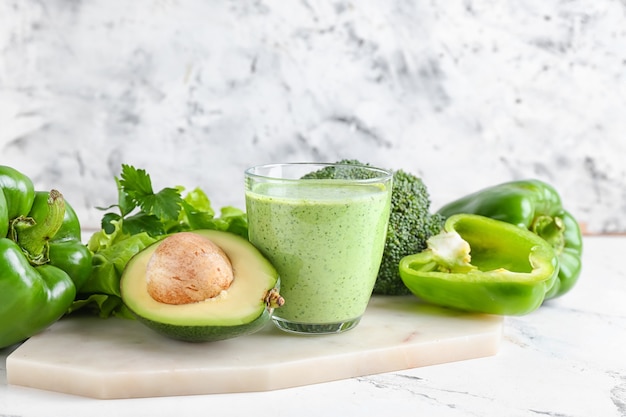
[
  {"x1": 11, "y1": 190, "x2": 66, "y2": 265},
  {"x1": 531, "y1": 215, "x2": 565, "y2": 254},
  {"x1": 427, "y1": 231, "x2": 478, "y2": 273}
]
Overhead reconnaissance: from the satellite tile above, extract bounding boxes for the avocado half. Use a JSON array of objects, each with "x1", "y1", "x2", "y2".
[{"x1": 120, "y1": 229, "x2": 282, "y2": 342}]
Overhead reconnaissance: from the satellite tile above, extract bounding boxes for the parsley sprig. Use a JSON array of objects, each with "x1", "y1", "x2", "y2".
[
  {"x1": 97, "y1": 164, "x2": 247, "y2": 238},
  {"x1": 99, "y1": 164, "x2": 185, "y2": 237}
]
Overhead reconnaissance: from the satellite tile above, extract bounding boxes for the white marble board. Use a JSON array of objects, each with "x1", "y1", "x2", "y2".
[{"x1": 6, "y1": 296, "x2": 503, "y2": 399}]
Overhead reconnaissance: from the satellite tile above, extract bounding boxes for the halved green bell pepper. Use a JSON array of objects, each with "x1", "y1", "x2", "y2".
[
  {"x1": 0, "y1": 165, "x2": 92, "y2": 348},
  {"x1": 436, "y1": 179, "x2": 582, "y2": 299},
  {"x1": 399, "y1": 214, "x2": 559, "y2": 315}
]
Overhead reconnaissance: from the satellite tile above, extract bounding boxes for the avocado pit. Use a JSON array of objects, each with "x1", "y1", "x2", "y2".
[{"x1": 145, "y1": 232, "x2": 234, "y2": 305}]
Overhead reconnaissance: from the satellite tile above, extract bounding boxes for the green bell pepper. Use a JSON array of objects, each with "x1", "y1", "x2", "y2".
[
  {"x1": 436, "y1": 179, "x2": 583, "y2": 299},
  {"x1": 0, "y1": 165, "x2": 92, "y2": 348},
  {"x1": 399, "y1": 214, "x2": 559, "y2": 315}
]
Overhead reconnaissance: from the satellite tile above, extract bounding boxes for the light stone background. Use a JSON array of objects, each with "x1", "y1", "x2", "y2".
[{"x1": 1, "y1": 0, "x2": 625, "y2": 233}]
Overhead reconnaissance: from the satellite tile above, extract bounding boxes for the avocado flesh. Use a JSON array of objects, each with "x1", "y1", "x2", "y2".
[{"x1": 120, "y1": 229, "x2": 280, "y2": 342}]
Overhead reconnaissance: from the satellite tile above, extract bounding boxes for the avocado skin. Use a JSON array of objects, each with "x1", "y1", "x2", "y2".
[{"x1": 130, "y1": 308, "x2": 271, "y2": 342}]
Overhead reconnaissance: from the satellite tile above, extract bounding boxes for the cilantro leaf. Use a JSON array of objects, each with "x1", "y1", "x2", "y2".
[
  {"x1": 123, "y1": 212, "x2": 165, "y2": 236},
  {"x1": 118, "y1": 164, "x2": 183, "y2": 223},
  {"x1": 119, "y1": 164, "x2": 154, "y2": 196},
  {"x1": 138, "y1": 187, "x2": 182, "y2": 222},
  {"x1": 116, "y1": 176, "x2": 137, "y2": 216},
  {"x1": 101, "y1": 212, "x2": 122, "y2": 235}
]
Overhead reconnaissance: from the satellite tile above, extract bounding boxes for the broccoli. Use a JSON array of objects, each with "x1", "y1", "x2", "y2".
[
  {"x1": 379, "y1": 169, "x2": 445, "y2": 294},
  {"x1": 303, "y1": 159, "x2": 444, "y2": 295}
]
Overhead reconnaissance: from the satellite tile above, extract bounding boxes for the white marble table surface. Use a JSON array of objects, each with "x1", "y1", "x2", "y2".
[{"x1": 1, "y1": 235, "x2": 624, "y2": 417}]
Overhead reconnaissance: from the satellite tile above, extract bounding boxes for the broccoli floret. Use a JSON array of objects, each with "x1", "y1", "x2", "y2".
[
  {"x1": 301, "y1": 159, "x2": 379, "y2": 180},
  {"x1": 376, "y1": 169, "x2": 445, "y2": 295},
  {"x1": 304, "y1": 159, "x2": 444, "y2": 295}
]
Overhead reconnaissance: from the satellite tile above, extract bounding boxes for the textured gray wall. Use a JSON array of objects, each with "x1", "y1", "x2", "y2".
[{"x1": 1, "y1": 1, "x2": 625, "y2": 232}]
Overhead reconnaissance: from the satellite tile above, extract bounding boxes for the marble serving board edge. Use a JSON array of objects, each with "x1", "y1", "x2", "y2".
[{"x1": 6, "y1": 296, "x2": 503, "y2": 399}]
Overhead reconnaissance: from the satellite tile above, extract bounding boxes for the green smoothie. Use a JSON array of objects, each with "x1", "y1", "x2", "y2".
[{"x1": 245, "y1": 180, "x2": 391, "y2": 326}]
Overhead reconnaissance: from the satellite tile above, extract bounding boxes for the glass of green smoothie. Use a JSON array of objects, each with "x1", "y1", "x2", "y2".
[{"x1": 244, "y1": 162, "x2": 393, "y2": 335}]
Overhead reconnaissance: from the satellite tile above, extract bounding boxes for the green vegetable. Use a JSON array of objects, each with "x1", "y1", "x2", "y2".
[
  {"x1": 399, "y1": 214, "x2": 559, "y2": 315},
  {"x1": 436, "y1": 179, "x2": 582, "y2": 299},
  {"x1": 302, "y1": 159, "x2": 444, "y2": 295},
  {"x1": 71, "y1": 164, "x2": 249, "y2": 318},
  {"x1": 1, "y1": 166, "x2": 92, "y2": 348}
]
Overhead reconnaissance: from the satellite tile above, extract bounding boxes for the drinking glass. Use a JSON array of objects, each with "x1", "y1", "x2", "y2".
[{"x1": 244, "y1": 162, "x2": 393, "y2": 334}]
